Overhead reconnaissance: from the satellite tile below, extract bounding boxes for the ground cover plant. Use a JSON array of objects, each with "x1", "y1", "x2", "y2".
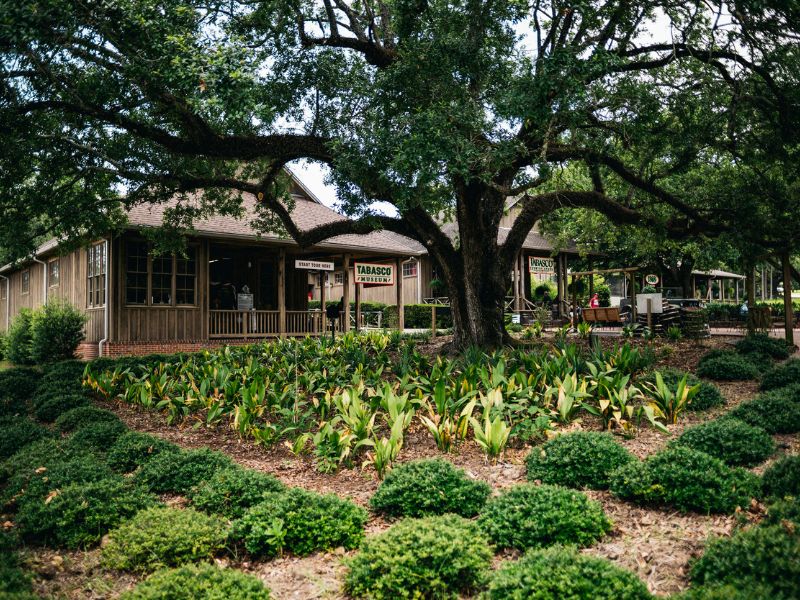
[
  {"x1": 696, "y1": 351, "x2": 760, "y2": 381},
  {"x1": 735, "y1": 334, "x2": 791, "y2": 360},
  {"x1": 54, "y1": 405, "x2": 122, "y2": 433},
  {"x1": 760, "y1": 455, "x2": 800, "y2": 499},
  {"x1": 32, "y1": 392, "x2": 90, "y2": 422},
  {"x1": 343, "y1": 514, "x2": 493, "y2": 600},
  {"x1": 188, "y1": 466, "x2": 285, "y2": 519},
  {"x1": 525, "y1": 431, "x2": 634, "y2": 489},
  {"x1": 0, "y1": 416, "x2": 55, "y2": 459},
  {"x1": 724, "y1": 390, "x2": 800, "y2": 434},
  {"x1": 609, "y1": 446, "x2": 760, "y2": 514},
  {"x1": 107, "y1": 431, "x2": 180, "y2": 473},
  {"x1": 65, "y1": 419, "x2": 129, "y2": 453},
  {"x1": 120, "y1": 564, "x2": 272, "y2": 599},
  {"x1": 478, "y1": 483, "x2": 611, "y2": 551},
  {"x1": 760, "y1": 358, "x2": 800, "y2": 391},
  {"x1": 232, "y1": 487, "x2": 367, "y2": 558},
  {"x1": 0, "y1": 367, "x2": 38, "y2": 404},
  {"x1": 101, "y1": 506, "x2": 230, "y2": 572},
  {"x1": 485, "y1": 546, "x2": 652, "y2": 600},
  {"x1": 670, "y1": 419, "x2": 775, "y2": 467},
  {"x1": 134, "y1": 447, "x2": 234, "y2": 494},
  {"x1": 369, "y1": 458, "x2": 491, "y2": 518}
]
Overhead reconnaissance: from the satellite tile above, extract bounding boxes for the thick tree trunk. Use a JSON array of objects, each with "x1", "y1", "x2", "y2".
[{"x1": 782, "y1": 252, "x2": 795, "y2": 346}]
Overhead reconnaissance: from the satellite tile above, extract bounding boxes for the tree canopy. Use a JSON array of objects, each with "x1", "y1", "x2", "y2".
[{"x1": 1, "y1": 0, "x2": 798, "y2": 346}]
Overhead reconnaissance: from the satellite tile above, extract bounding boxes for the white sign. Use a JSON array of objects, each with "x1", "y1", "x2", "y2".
[
  {"x1": 237, "y1": 293, "x2": 254, "y2": 311},
  {"x1": 529, "y1": 257, "x2": 555, "y2": 273},
  {"x1": 645, "y1": 274, "x2": 660, "y2": 286},
  {"x1": 354, "y1": 262, "x2": 394, "y2": 285},
  {"x1": 295, "y1": 259, "x2": 334, "y2": 271}
]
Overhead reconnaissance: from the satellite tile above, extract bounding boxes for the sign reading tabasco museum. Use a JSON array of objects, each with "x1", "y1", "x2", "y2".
[
  {"x1": 354, "y1": 262, "x2": 394, "y2": 285},
  {"x1": 529, "y1": 257, "x2": 555, "y2": 274}
]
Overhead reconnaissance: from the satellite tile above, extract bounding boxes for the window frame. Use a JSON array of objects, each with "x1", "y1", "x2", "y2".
[
  {"x1": 402, "y1": 261, "x2": 418, "y2": 278},
  {"x1": 87, "y1": 243, "x2": 107, "y2": 308},
  {"x1": 21, "y1": 269, "x2": 30, "y2": 295},
  {"x1": 48, "y1": 258, "x2": 60, "y2": 288},
  {"x1": 123, "y1": 240, "x2": 198, "y2": 308},
  {"x1": 334, "y1": 272, "x2": 344, "y2": 285},
  {"x1": 0, "y1": 278, "x2": 7, "y2": 300}
]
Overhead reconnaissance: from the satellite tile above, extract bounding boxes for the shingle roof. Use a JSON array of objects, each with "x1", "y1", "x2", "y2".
[{"x1": 439, "y1": 222, "x2": 577, "y2": 254}]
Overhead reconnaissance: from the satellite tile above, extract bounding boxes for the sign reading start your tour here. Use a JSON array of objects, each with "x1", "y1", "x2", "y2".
[{"x1": 354, "y1": 262, "x2": 394, "y2": 285}]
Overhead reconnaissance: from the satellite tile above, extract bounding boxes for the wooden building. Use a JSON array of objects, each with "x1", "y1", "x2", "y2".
[{"x1": 0, "y1": 178, "x2": 420, "y2": 358}]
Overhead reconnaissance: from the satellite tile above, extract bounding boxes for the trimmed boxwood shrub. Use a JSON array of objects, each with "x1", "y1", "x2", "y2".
[
  {"x1": 232, "y1": 487, "x2": 367, "y2": 558},
  {"x1": 690, "y1": 524, "x2": 800, "y2": 599},
  {"x1": 33, "y1": 393, "x2": 90, "y2": 423},
  {"x1": 65, "y1": 419, "x2": 128, "y2": 452},
  {"x1": 120, "y1": 564, "x2": 272, "y2": 600},
  {"x1": 16, "y1": 476, "x2": 156, "y2": 548},
  {"x1": 29, "y1": 300, "x2": 87, "y2": 364},
  {"x1": 0, "y1": 367, "x2": 39, "y2": 403},
  {"x1": 134, "y1": 448, "x2": 234, "y2": 494},
  {"x1": 696, "y1": 352, "x2": 760, "y2": 381},
  {"x1": 736, "y1": 334, "x2": 791, "y2": 360},
  {"x1": 760, "y1": 359, "x2": 800, "y2": 391},
  {"x1": 477, "y1": 484, "x2": 611, "y2": 551},
  {"x1": 724, "y1": 391, "x2": 800, "y2": 434},
  {"x1": 525, "y1": 431, "x2": 634, "y2": 489},
  {"x1": 369, "y1": 458, "x2": 491, "y2": 518},
  {"x1": 761, "y1": 455, "x2": 800, "y2": 499},
  {"x1": 671, "y1": 419, "x2": 775, "y2": 467},
  {"x1": 188, "y1": 466, "x2": 285, "y2": 519},
  {"x1": 343, "y1": 514, "x2": 492, "y2": 600},
  {"x1": 41, "y1": 359, "x2": 87, "y2": 382},
  {"x1": 485, "y1": 546, "x2": 652, "y2": 600},
  {"x1": 639, "y1": 369, "x2": 725, "y2": 411},
  {"x1": 55, "y1": 405, "x2": 121, "y2": 433},
  {"x1": 609, "y1": 446, "x2": 759, "y2": 514},
  {"x1": 0, "y1": 417, "x2": 55, "y2": 460},
  {"x1": 107, "y1": 431, "x2": 180, "y2": 473},
  {"x1": 764, "y1": 497, "x2": 800, "y2": 526},
  {"x1": 677, "y1": 584, "x2": 775, "y2": 600},
  {"x1": 102, "y1": 506, "x2": 229, "y2": 572},
  {"x1": 2, "y1": 437, "x2": 69, "y2": 483}
]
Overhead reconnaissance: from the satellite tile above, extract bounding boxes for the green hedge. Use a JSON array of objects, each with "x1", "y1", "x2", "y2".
[
  {"x1": 107, "y1": 431, "x2": 181, "y2": 474},
  {"x1": 0, "y1": 417, "x2": 56, "y2": 459},
  {"x1": 761, "y1": 455, "x2": 800, "y2": 499},
  {"x1": 725, "y1": 391, "x2": 800, "y2": 434},
  {"x1": 670, "y1": 419, "x2": 775, "y2": 467},
  {"x1": 696, "y1": 351, "x2": 760, "y2": 381},
  {"x1": 134, "y1": 448, "x2": 234, "y2": 494},
  {"x1": 0, "y1": 367, "x2": 39, "y2": 405},
  {"x1": 188, "y1": 466, "x2": 285, "y2": 519},
  {"x1": 760, "y1": 359, "x2": 800, "y2": 391},
  {"x1": 383, "y1": 304, "x2": 452, "y2": 329},
  {"x1": 121, "y1": 564, "x2": 272, "y2": 600},
  {"x1": 344, "y1": 514, "x2": 493, "y2": 600}
]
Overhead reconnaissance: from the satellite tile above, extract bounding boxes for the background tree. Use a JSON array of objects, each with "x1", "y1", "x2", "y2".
[{"x1": 1, "y1": 0, "x2": 797, "y2": 347}]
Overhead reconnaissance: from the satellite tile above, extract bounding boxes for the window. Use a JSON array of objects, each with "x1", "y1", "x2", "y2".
[
  {"x1": 87, "y1": 243, "x2": 106, "y2": 307},
  {"x1": 125, "y1": 241, "x2": 148, "y2": 305},
  {"x1": 21, "y1": 269, "x2": 30, "y2": 295},
  {"x1": 48, "y1": 259, "x2": 60, "y2": 287},
  {"x1": 334, "y1": 272, "x2": 344, "y2": 285},
  {"x1": 0, "y1": 279, "x2": 6, "y2": 300},
  {"x1": 124, "y1": 241, "x2": 197, "y2": 306},
  {"x1": 403, "y1": 261, "x2": 418, "y2": 278}
]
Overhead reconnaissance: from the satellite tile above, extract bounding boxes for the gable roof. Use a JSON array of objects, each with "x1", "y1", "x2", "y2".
[{"x1": 439, "y1": 221, "x2": 578, "y2": 254}]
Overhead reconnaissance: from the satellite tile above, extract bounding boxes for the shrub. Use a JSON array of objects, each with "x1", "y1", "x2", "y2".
[
  {"x1": 724, "y1": 391, "x2": 800, "y2": 434},
  {"x1": 54, "y1": 405, "x2": 121, "y2": 433},
  {"x1": 32, "y1": 393, "x2": 90, "y2": 423},
  {"x1": 764, "y1": 497, "x2": 800, "y2": 527},
  {"x1": 671, "y1": 419, "x2": 775, "y2": 467},
  {"x1": 65, "y1": 419, "x2": 128, "y2": 452},
  {"x1": 107, "y1": 431, "x2": 180, "y2": 473},
  {"x1": 189, "y1": 466, "x2": 285, "y2": 519},
  {"x1": 120, "y1": 564, "x2": 272, "y2": 600},
  {"x1": 4, "y1": 309, "x2": 34, "y2": 365},
  {"x1": 761, "y1": 455, "x2": 800, "y2": 499},
  {"x1": 609, "y1": 446, "x2": 760, "y2": 514},
  {"x1": 735, "y1": 334, "x2": 791, "y2": 360},
  {"x1": 29, "y1": 300, "x2": 87, "y2": 363},
  {"x1": 1, "y1": 437, "x2": 73, "y2": 483},
  {"x1": 696, "y1": 352, "x2": 760, "y2": 381},
  {"x1": 232, "y1": 487, "x2": 367, "y2": 558},
  {"x1": 760, "y1": 358, "x2": 800, "y2": 391},
  {"x1": 639, "y1": 368, "x2": 725, "y2": 411},
  {"x1": 690, "y1": 524, "x2": 800, "y2": 599},
  {"x1": 525, "y1": 431, "x2": 634, "y2": 490},
  {"x1": 485, "y1": 546, "x2": 652, "y2": 600},
  {"x1": 383, "y1": 304, "x2": 453, "y2": 329},
  {"x1": 674, "y1": 584, "x2": 775, "y2": 600},
  {"x1": 16, "y1": 476, "x2": 155, "y2": 548},
  {"x1": 41, "y1": 359, "x2": 87, "y2": 383},
  {"x1": 477, "y1": 484, "x2": 611, "y2": 551},
  {"x1": 369, "y1": 459, "x2": 491, "y2": 518},
  {"x1": 0, "y1": 417, "x2": 55, "y2": 460},
  {"x1": 102, "y1": 506, "x2": 229, "y2": 572},
  {"x1": 343, "y1": 514, "x2": 492, "y2": 600},
  {"x1": 134, "y1": 448, "x2": 234, "y2": 494},
  {"x1": 0, "y1": 367, "x2": 39, "y2": 404}
]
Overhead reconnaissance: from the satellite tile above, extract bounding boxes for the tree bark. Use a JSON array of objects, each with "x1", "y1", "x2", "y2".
[{"x1": 782, "y1": 252, "x2": 795, "y2": 346}]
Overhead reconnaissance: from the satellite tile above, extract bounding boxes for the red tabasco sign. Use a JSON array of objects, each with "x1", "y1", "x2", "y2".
[{"x1": 354, "y1": 262, "x2": 394, "y2": 285}]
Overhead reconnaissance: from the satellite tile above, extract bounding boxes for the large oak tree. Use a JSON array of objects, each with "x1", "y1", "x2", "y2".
[{"x1": 1, "y1": 0, "x2": 797, "y2": 347}]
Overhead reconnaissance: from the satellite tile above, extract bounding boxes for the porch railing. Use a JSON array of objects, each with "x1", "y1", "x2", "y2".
[{"x1": 209, "y1": 309, "x2": 326, "y2": 338}]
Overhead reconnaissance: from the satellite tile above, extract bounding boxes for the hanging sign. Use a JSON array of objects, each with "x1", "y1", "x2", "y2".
[
  {"x1": 645, "y1": 274, "x2": 660, "y2": 286},
  {"x1": 354, "y1": 262, "x2": 394, "y2": 285},
  {"x1": 529, "y1": 257, "x2": 555, "y2": 274},
  {"x1": 295, "y1": 259, "x2": 334, "y2": 271}
]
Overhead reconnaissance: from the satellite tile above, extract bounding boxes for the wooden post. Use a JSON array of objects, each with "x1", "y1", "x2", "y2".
[
  {"x1": 588, "y1": 258, "x2": 594, "y2": 297},
  {"x1": 746, "y1": 266, "x2": 756, "y2": 335},
  {"x1": 342, "y1": 254, "x2": 351, "y2": 332},
  {"x1": 630, "y1": 272, "x2": 638, "y2": 322},
  {"x1": 396, "y1": 258, "x2": 405, "y2": 331},
  {"x1": 782, "y1": 252, "x2": 795, "y2": 346},
  {"x1": 354, "y1": 277, "x2": 362, "y2": 332},
  {"x1": 320, "y1": 270, "x2": 327, "y2": 337},
  {"x1": 571, "y1": 274, "x2": 577, "y2": 330},
  {"x1": 278, "y1": 249, "x2": 286, "y2": 338},
  {"x1": 513, "y1": 252, "x2": 521, "y2": 312},
  {"x1": 431, "y1": 304, "x2": 437, "y2": 337},
  {"x1": 646, "y1": 298, "x2": 653, "y2": 331}
]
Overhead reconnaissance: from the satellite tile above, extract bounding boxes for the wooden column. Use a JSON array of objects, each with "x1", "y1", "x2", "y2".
[
  {"x1": 513, "y1": 252, "x2": 521, "y2": 312},
  {"x1": 571, "y1": 274, "x2": 577, "y2": 330},
  {"x1": 782, "y1": 253, "x2": 795, "y2": 345},
  {"x1": 396, "y1": 258, "x2": 405, "y2": 331},
  {"x1": 342, "y1": 254, "x2": 351, "y2": 332},
  {"x1": 588, "y1": 258, "x2": 594, "y2": 297},
  {"x1": 630, "y1": 272, "x2": 638, "y2": 321},
  {"x1": 319, "y1": 270, "x2": 327, "y2": 336},
  {"x1": 354, "y1": 277, "x2": 362, "y2": 332},
  {"x1": 278, "y1": 249, "x2": 286, "y2": 337}
]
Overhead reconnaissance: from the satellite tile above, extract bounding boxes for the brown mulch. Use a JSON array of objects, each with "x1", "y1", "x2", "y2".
[{"x1": 21, "y1": 336, "x2": 799, "y2": 598}]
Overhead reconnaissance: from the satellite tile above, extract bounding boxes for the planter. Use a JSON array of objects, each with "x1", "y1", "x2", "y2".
[{"x1": 636, "y1": 293, "x2": 663, "y2": 315}]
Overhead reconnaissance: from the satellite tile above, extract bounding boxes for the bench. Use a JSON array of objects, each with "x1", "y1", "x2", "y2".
[{"x1": 582, "y1": 307, "x2": 622, "y2": 323}]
